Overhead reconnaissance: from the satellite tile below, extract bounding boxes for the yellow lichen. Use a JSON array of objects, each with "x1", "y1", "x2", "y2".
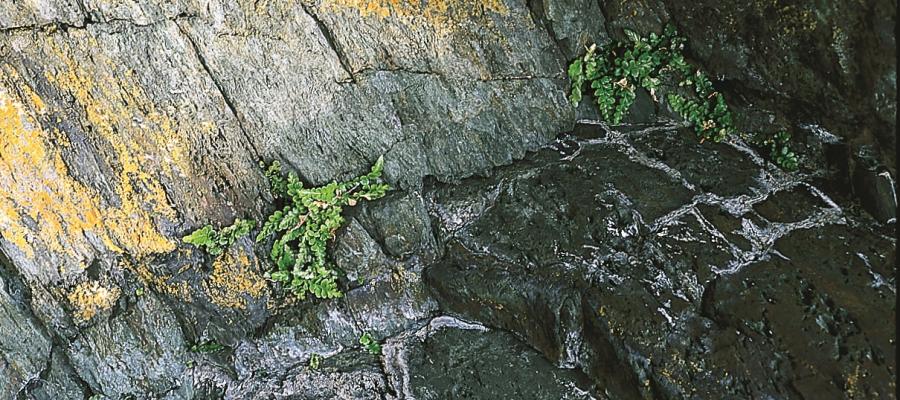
[
  {"x1": 0, "y1": 32, "x2": 206, "y2": 273},
  {"x1": 845, "y1": 364, "x2": 862, "y2": 398},
  {"x1": 204, "y1": 249, "x2": 267, "y2": 309},
  {"x1": 43, "y1": 37, "x2": 189, "y2": 223},
  {"x1": 133, "y1": 261, "x2": 194, "y2": 302},
  {"x1": 0, "y1": 81, "x2": 110, "y2": 261},
  {"x1": 67, "y1": 281, "x2": 121, "y2": 321},
  {"x1": 321, "y1": 0, "x2": 508, "y2": 26}
]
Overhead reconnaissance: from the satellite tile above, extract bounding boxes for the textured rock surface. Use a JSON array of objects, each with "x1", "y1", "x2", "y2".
[
  {"x1": 0, "y1": 0, "x2": 895, "y2": 398},
  {"x1": 383, "y1": 316, "x2": 594, "y2": 399},
  {"x1": 426, "y1": 123, "x2": 896, "y2": 399}
]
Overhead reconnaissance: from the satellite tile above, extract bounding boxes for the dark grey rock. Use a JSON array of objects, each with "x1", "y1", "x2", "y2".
[
  {"x1": 0, "y1": 0, "x2": 895, "y2": 398},
  {"x1": 852, "y1": 157, "x2": 898, "y2": 223},
  {"x1": 661, "y1": 0, "x2": 897, "y2": 170},
  {"x1": 424, "y1": 126, "x2": 895, "y2": 399},
  {"x1": 66, "y1": 291, "x2": 188, "y2": 398},
  {"x1": 383, "y1": 316, "x2": 596, "y2": 399}
]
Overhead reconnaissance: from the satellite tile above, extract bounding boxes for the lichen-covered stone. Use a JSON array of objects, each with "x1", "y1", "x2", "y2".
[{"x1": 0, "y1": 0, "x2": 895, "y2": 398}]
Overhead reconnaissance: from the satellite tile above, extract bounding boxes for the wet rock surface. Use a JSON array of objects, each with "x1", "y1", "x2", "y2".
[
  {"x1": 426, "y1": 123, "x2": 895, "y2": 399},
  {"x1": 384, "y1": 316, "x2": 594, "y2": 399},
  {"x1": 0, "y1": 0, "x2": 895, "y2": 399}
]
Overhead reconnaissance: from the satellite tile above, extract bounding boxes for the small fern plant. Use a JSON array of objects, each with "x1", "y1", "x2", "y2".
[
  {"x1": 568, "y1": 26, "x2": 684, "y2": 125},
  {"x1": 568, "y1": 24, "x2": 799, "y2": 171},
  {"x1": 256, "y1": 157, "x2": 390, "y2": 299},
  {"x1": 183, "y1": 219, "x2": 255, "y2": 255},
  {"x1": 183, "y1": 157, "x2": 390, "y2": 300},
  {"x1": 359, "y1": 332, "x2": 381, "y2": 355}
]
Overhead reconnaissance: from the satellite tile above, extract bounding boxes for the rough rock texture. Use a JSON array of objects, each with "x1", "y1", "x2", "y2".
[
  {"x1": 426, "y1": 123, "x2": 895, "y2": 399},
  {"x1": 0, "y1": 0, "x2": 895, "y2": 399},
  {"x1": 383, "y1": 316, "x2": 594, "y2": 399}
]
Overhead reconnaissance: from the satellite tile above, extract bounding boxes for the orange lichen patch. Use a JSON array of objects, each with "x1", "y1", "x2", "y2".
[
  {"x1": 67, "y1": 281, "x2": 121, "y2": 321},
  {"x1": 44, "y1": 38, "x2": 189, "y2": 221},
  {"x1": 133, "y1": 262, "x2": 194, "y2": 302},
  {"x1": 2, "y1": 33, "x2": 207, "y2": 266},
  {"x1": 20, "y1": 84, "x2": 47, "y2": 114},
  {"x1": 321, "y1": 0, "x2": 508, "y2": 25},
  {"x1": 0, "y1": 83, "x2": 111, "y2": 261},
  {"x1": 0, "y1": 63, "x2": 183, "y2": 272},
  {"x1": 204, "y1": 250, "x2": 268, "y2": 309},
  {"x1": 844, "y1": 364, "x2": 863, "y2": 398}
]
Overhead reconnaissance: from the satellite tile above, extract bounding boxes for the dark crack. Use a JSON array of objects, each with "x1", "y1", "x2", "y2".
[
  {"x1": 298, "y1": 3, "x2": 356, "y2": 84},
  {"x1": 0, "y1": 9, "x2": 198, "y2": 34},
  {"x1": 175, "y1": 21, "x2": 262, "y2": 162},
  {"x1": 0, "y1": 21, "x2": 85, "y2": 34},
  {"x1": 524, "y1": 0, "x2": 566, "y2": 63},
  {"x1": 346, "y1": 66, "x2": 561, "y2": 83}
]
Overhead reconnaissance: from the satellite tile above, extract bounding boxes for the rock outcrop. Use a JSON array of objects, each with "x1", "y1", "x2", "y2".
[{"x1": 0, "y1": 0, "x2": 895, "y2": 399}]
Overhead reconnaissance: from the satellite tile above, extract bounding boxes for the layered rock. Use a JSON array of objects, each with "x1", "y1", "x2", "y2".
[{"x1": 0, "y1": 0, "x2": 895, "y2": 398}]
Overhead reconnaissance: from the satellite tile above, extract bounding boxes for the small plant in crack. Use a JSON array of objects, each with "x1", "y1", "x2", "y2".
[
  {"x1": 182, "y1": 219, "x2": 256, "y2": 255},
  {"x1": 359, "y1": 332, "x2": 382, "y2": 355},
  {"x1": 183, "y1": 157, "x2": 391, "y2": 300},
  {"x1": 568, "y1": 26, "x2": 684, "y2": 125},
  {"x1": 309, "y1": 353, "x2": 322, "y2": 370},
  {"x1": 760, "y1": 130, "x2": 799, "y2": 171},
  {"x1": 256, "y1": 157, "x2": 390, "y2": 299},
  {"x1": 189, "y1": 340, "x2": 226, "y2": 353},
  {"x1": 568, "y1": 24, "x2": 800, "y2": 171}
]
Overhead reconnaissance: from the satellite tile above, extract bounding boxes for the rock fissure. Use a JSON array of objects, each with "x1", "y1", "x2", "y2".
[
  {"x1": 298, "y1": 4, "x2": 356, "y2": 84},
  {"x1": 175, "y1": 21, "x2": 262, "y2": 162}
]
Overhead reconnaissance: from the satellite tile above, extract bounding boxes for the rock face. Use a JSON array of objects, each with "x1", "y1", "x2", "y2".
[
  {"x1": 0, "y1": 1, "x2": 895, "y2": 399},
  {"x1": 426, "y1": 124, "x2": 895, "y2": 399}
]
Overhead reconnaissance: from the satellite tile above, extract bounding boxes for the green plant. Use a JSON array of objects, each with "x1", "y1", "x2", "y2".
[
  {"x1": 666, "y1": 91, "x2": 733, "y2": 143},
  {"x1": 309, "y1": 353, "x2": 322, "y2": 370},
  {"x1": 256, "y1": 157, "x2": 390, "y2": 300},
  {"x1": 359, "y1": 332, "x2": 381, "y2": 355},
  {"x1": 762, "y1": 130, "x2": 799, "y2": 170},
  {"x1": 183, "y1": 157, "x2": 391, "y2": 300},
  {"x1": 568, "y1": 25, "x2": 800, "y2": 170},
  {"x1": 183, "y1": 219, "x2": 256, "y2": 255},
  {"x1": 568, "y1": 26, "x2": 684, "y2": 124},
  {"x1": 189, "y1": 340, "x2": 226, "y2": 353}
]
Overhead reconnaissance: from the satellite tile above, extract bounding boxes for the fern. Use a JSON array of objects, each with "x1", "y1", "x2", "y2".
[
  {"x1": 182, "y1": 219, "x2": 255, "y2": 255},
  {"x1": 183, "y1": 157, "x2": 391, "y2": 300},
  {"x1": 568, "y1": 24, "x2": 799, "y2": 170}
]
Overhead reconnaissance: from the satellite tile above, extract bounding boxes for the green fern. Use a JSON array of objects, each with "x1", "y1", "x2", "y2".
[
  {"x1": 568, "y1": 26, "x2": 683, "y2": 125},
  {"x1": 182, "y1": 219, "x2": 255, "y2": 255},
  {"x1": 568, "y1": 24, "x2": 800, "y2": 170},
  {"x1": 183, "y1": 157, "x2": 391, "y2": 300},
  {"x1": 256, "y1": 157, "x2": 390, "y2": 300},
  {"x1": 359, "y1": 332, "x2": 382, "y2": 355}
]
